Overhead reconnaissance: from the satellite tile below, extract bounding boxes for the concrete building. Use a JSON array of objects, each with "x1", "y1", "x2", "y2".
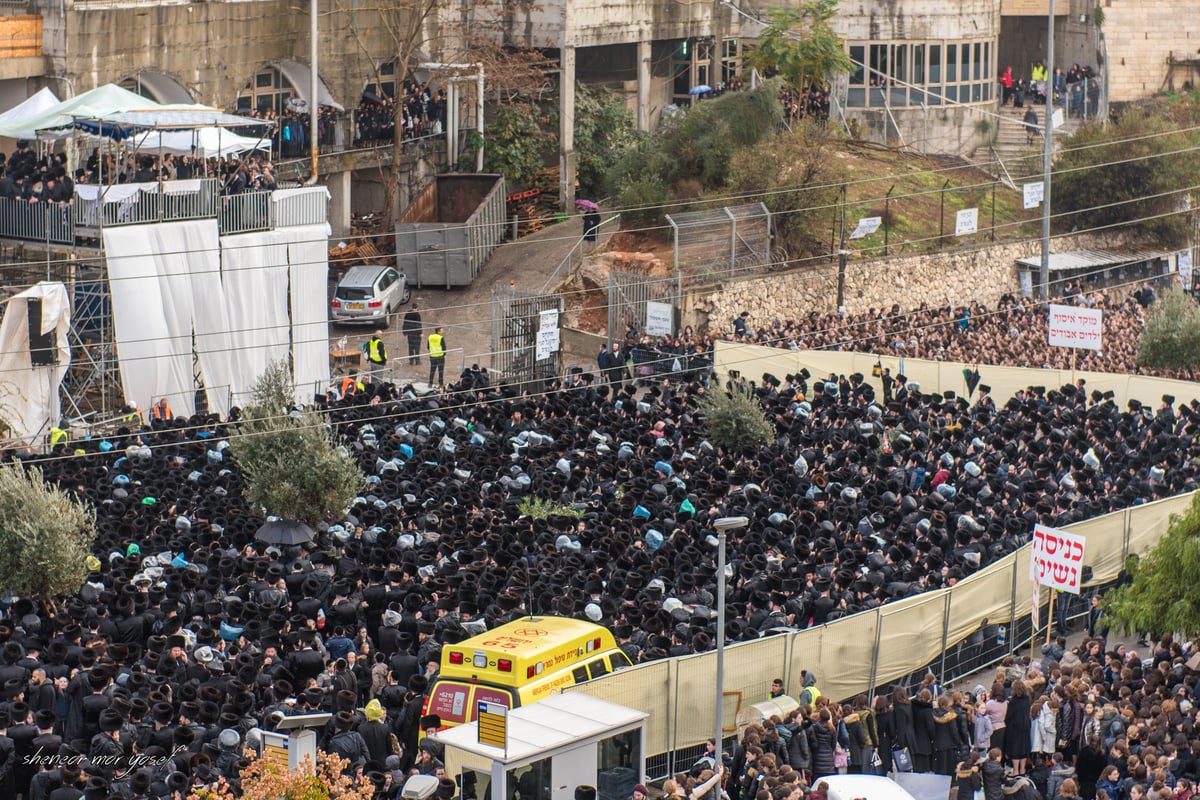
[{"x1": 0, "y1": 0, "x2": 1195, "y2": 221}]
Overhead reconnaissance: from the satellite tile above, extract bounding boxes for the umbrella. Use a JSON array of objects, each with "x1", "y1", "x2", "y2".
[
  {"x1": 689, "y1": 85, "x2": 714, "y2": 95},
  {"x1": 255, "y1": 519, "x2": 316, "y2": 546},
  {"x1": 574, "y1": 199, "x2": 599, "y2": 211}
]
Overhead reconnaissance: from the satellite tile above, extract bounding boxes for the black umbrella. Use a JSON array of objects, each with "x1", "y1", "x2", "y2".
[{"x1": 255, "y1": 519, "x2": 316, "y2": 546}]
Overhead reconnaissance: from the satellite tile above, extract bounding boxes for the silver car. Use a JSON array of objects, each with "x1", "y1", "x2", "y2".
[{"x1": 330, "y1": 265, "x2": 410, "y2": 327}]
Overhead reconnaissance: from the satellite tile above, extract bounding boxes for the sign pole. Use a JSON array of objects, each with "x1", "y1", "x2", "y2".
[
  {"x1": 1071, "y1": 349, "x2": 1076, "y2": 385},
  {"x1": 1045, "y1": 588, "x2": 1056, "y2": 646}
]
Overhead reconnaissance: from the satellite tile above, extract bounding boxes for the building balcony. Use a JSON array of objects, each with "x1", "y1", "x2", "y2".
[{"x1": 0, "y1": 180, "x2": 329, "y2": 247}]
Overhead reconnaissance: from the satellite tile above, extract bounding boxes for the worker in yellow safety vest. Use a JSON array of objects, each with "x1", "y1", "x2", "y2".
[
  {"x1": 364, "y1": 330, "x2": 387, "y2": 375},
  {"x1": 427, "y1": 326, "x2": 446, "y2": 387},
  {"x1": 49, "y1": 420, "x2": 69, "y2": 450}
]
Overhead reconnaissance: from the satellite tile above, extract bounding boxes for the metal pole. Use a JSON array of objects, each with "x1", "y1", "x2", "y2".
[
  {"x1": 715, "y1": 528, "x2": 726, "y2": 753},
  {"x1": 837, "y1": 185, "x2": 847, "y2": 312},
  {"x1": 991, "y1": 182, "x2": 997, "y2": 242},
  {"x1": 713, "y1": 516, "x2": 746, "y2": 759},
  {"x1": 884, "y1": 184, "x2": 895, "y2": 255},
  {"x1": 308, "y1": 0, "x2": 319, "y2": 184},
  {"x1": 1040, "y1": 0, "x2": 1056, "y2": 302},
  {"x1": 476, "y1": 65, "x2": 486, "y2": 172},
  {"x1": 940, "y1": 180, "x2": 950, "y2": 240}
]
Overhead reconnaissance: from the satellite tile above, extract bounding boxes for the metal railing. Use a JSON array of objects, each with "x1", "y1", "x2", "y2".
[
  {"x1": 219, "y1": 191, "x2": 273, "y2": 235},
  {"x1": 0, "y1": 198, "x2": 74, "y2": 245},
  {"x1": 540, "y1": 213, "x2": 621, "y2": 293},
  {"x1": 2, "y1": 182, "x2": 326, "y2": 243},
  {"x1": 274, "y1": 186, "x2": 329, "y2": 228},
  {"x1": 74, "y1": 179, "x2": 220, "y2": 230}
]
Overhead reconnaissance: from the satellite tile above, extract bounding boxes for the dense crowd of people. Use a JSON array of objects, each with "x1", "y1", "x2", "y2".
[
  {"x1": 353, "y1": 83, "x2": 447, "y2": 148},
  {"x1": 0, "y1": 284, "x2": 1192, "y2": 798},
  {"x1": 725, "y1": 284, "x2": 1171, "y2": 377},
  {"x1": 719, "y1": 633, "x2": 1200, "y2": 800}
]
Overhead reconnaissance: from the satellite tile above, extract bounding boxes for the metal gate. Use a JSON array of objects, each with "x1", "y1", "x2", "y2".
[
  {"x1": 490, "y1": 287, "x2": 563, "y2": 387},
  {"x1": 607, "y1": 271, "x2": 677, "y2": 347}
]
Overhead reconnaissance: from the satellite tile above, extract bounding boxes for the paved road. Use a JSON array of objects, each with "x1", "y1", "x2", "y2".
[{"x1": 331, "y1": 218, "x2": 610, "y2": 386}]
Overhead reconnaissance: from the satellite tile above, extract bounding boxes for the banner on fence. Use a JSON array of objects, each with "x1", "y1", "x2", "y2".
[
  {"x1": 1030, "y1": 523, "x2": 1086, "y2": 594},
  {"x1": 850, "y1": 216, "x2": 882, "y2": 240},
  {"x1": 536, "y1": 309, "x2": 560, "y2": 360},
  {"x1": 955, "y1": 208, "x2": 978, "y2": 236},
  {"x1": 646, "y1": 301, "x2": 673, "y2": 337},
  {"x1": 1047, "y1": 304, "x2": 1103, "y2": 351}
]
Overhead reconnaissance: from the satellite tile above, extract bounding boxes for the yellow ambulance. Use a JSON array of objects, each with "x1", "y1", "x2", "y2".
[{"x1": 425, "y1": 616, "x2": 632, "y2": 728}]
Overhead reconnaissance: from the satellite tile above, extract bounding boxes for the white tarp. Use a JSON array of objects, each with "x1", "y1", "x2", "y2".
[
  {"x1": 286, "y1": 224, "x2": 332, "y2": 405},
  {"x1": 221, "y1": 229, "x2": 293, "y2": 408},
  {"x1": 0, "y1": 282, "x2": 71, "y2": 444},
  {"x1": 131, "y1": 127, "x2": 270, "y2": 158},
  {"x1": 103, "y1": 221, "x2": 219, "y2": 416}
]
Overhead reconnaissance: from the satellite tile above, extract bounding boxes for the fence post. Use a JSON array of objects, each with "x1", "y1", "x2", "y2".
[
  {"x1": 938, "y1": 590, "x2": 952, "y2": 683},
  {"x1": 725, "y1": 207, "x2": 738, "y2": 278},
  {"x1": 867, "y1": 607, "x2": 883, "y2": 700},
  {"x1": 1008, "y1": 555, "x2": 1019, "y2": 657}
]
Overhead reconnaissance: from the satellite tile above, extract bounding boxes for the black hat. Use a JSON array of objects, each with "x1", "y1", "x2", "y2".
[
  {"x1": 978, "y1": 385, "x2": 991, "y2": 394},
  {"x1": 576, "y1": 787, "x2": 598, "y2": 800},
  {"x1": 99, "y1": 708, "x2": 123, "y2": 733},
  {"x1": 1164, "y1": 395, "x2": 1176, "y2": 405}
]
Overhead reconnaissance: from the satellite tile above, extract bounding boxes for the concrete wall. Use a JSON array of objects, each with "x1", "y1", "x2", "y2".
[
  {"x1": 459, "y1": 0, "x2": 716, "y2": 50},
  {"x1": 684, "y1": 231, "x2": 1144, "y2": 333},
  {"x1": 46, "y1": 0, "x2": 407, "y2": 108},
  {"x1": 854, "y1": 103, "x2": 993, "y2": 156},
  {"x1": 833, "y1": 0, "x2": 1001, "y2": 41}
]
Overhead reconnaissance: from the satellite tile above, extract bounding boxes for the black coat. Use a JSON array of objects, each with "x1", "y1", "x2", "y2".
[
  {"x1": 912, "y1": 699, "x2": 935, "y2": 756},
  {"x1": 1004, "y1": 696, "x2": 1032, "y2": 758},
  {"x1": 892, "y1": 701, "x2": 918, "y2": 754},
  {"x1": 933, "y1": 711, "x2": 963, "y2": 751},
  {"x1": 809, "y1": 723, "x2": 838, "y2": 777},
  {"x1": 358, "y1": 719, "x2": 392, "y2": 765}
]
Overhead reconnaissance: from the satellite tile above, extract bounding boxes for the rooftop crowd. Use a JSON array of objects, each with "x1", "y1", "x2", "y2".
[{"x1": 0, "y1": 282, "x2": 1194, "y2": 798}]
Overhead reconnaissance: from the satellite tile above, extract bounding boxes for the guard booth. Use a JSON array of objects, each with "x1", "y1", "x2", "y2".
[{"x1": 431, "y1": 694, "x2": 647, "y2": 800}]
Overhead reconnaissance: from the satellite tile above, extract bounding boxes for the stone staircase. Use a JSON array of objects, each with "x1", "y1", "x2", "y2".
[{"x1": 987, "y1": 103, "x2": 1079, "y2": 186}]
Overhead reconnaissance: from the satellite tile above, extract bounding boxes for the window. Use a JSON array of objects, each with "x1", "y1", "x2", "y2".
[
  {"x1": 845, "y1": 39, "x2": 996, "y2": 108},
  {"x1": 597, "y1": 730, "x2": 641, "y2": 800},
  {"x1": 588, "y1": 659, "x2": 609, "y2": 680},
  {"x1": 239, "y1": 68, "x2": 295, "y2": 115},
  {"x1": 849, "y1": 45, "x2": 865, "y2": 85},
  {"x1": 610, "y1": 651, "x2": 632, "y2": 670}
]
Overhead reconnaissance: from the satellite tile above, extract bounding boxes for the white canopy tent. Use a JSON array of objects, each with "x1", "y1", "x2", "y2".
[
  {"x1": 0, "y1": 83, "x2": 160, "y2": 140},
  {"x1": 131, "y1": 127, "x2": 270, "y2": 158},
  {"x1": 0, "y1": 87, "x2": 61, "y2": 124}
]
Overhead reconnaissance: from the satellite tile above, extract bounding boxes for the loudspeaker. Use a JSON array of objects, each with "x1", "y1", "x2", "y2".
[{"x1": 27, "y1": 297, "x2": 57, "y2": 367}]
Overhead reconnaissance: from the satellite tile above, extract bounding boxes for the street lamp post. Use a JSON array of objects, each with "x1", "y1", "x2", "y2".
[{"x1": 713, "y1": 516, "x2": 749, "y2": 761}]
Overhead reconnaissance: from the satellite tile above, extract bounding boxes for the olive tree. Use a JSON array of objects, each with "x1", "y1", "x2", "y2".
[
  {"x1": 0, "y1": 463, "x2": 96, "y2": 602},
  {"x1": 229, "y1": 361, "x2": 363, "y2": 526}
]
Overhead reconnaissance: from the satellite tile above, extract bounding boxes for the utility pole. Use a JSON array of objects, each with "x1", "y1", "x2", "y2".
[{"x1": 1040, "y1": 0, "x2": 1056, "y2": 302}]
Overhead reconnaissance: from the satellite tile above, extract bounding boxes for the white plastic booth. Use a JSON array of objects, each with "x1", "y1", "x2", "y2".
[{"x1": 431, "y1": 694, "x2": 647, "y2": 800}]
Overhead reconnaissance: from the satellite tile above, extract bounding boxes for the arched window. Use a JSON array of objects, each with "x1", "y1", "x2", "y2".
[{"x1": 119, "y1": 72, "x2": 194, "y2": 105}]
